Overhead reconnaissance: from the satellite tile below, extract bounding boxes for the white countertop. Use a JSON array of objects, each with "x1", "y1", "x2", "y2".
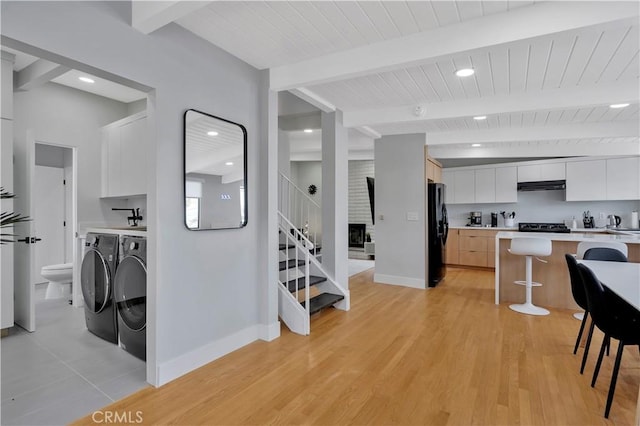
[
  {"x1": 496, "y1": 231, "x2": 640, "y2": 244},
  {"x1": 85, "y1": 227, "x2": 147, "y2": 237},
  {"x1": 449, "y1": 226, "x2": 518, "y2": 231}
]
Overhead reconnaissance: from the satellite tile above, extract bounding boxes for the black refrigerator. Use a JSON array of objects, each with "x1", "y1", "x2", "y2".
[{"x1": 428, "y1": 183, "x2": 448, "y2": 287}]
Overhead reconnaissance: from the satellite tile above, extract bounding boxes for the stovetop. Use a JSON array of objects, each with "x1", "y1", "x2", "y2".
[{"x1": 518, "y1": 222, "x2": 571, "y2": 233}]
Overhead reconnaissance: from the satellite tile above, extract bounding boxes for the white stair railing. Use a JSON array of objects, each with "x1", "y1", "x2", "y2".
[
  {"x1": 278, "y1": 213, "x2": 312, "y2": 335},
  {"x1": 279, "y1": 173, "x2": 321, "y2": 257},
  {"x1": 277, "y1": 212, "x2": 350, "y2": 336}
]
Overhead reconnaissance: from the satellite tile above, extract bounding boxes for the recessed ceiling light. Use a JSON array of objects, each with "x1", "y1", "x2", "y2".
[
  {"x1": 609, "y1": 103, "x2": 630, "y2": 109},
  {"x1": 471, "y1": 143, "x2": 482, "y2": 147},
  {"x1": 207, "y1": 131, "x2": 219, "y2": 136},
  {"x1": 78, "y1": 76, "x2": 95, "y2": 84},
  {"x1": 455, "y1": 68, "x2": 475, "y2": 77},
  {"x1": 225, "y1": 161, "x2": 234, "y2": 166},
  {"x1": 303, "y1": 129, "x2": 313, "y2": 133},
  {"x1": 473, "y1": 116, "x2": 487, "y2": 120}
]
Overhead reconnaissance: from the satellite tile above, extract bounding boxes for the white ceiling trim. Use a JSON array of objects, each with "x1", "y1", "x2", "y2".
[
  {"x1": 132, "y1": 0, "x2": 213, "y2": 34},
  {"x1": 429, "y1": 140, "x2": 640, "y2": 158},
  {"x1": 15, "y1": 58, "x2": 69, "y2": 91},
  {"x1": 344, "y1": 80, "x2": 639, "y2": 127},
  {"x1": 270, "y1": 2, "x2": 639, "y2": 91},
  {"x1": 288, "y1": 87, "x2": 335, "y2": 112},
  {"x1": 356, "y1": 126, "x2": 381, "y2": 139},
  {"x1": 426, "y1": 121, "x2": 639, "y2": 145}
]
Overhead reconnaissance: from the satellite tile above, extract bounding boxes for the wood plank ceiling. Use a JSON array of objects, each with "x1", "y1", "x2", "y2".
[{"x1": 175, "y1": 1, "x2": 639, "y2": 158}]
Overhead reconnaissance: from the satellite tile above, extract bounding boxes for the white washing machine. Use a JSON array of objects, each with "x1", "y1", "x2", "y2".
[{"x1": 114, "y1": 235, "x2": 146, "y2": 361}]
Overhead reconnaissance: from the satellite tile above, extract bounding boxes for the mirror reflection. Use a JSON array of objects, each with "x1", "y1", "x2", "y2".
[{"x1": 184, "y1": 109, "x2": 247, "y2": 230}]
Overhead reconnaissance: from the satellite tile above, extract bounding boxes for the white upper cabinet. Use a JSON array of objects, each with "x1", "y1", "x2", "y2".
[
  {"x1": 606, "y1": 157, "x2": 640, "y2": 200},
  {"x1": 444, "y1": 157, "x2": 638, "y2": 204},
  {"x1": 517, "y1": 162, "x2": 565, "y2": 182},
  {"x1": 453, "y1": 170, "x2": 475, "y2": 204},
  {"x1": 442, "y1": 170, "x2": 454, "y2": 204},
  {"x1": 495, "y1": 167, "x2": 518, "y2": 203},
  {"x1": 101, "y1": 113, "x2": 148, "y2": 198},
  {"x1": 443, "y1": 166, "x2": 518, "y2": 204},
  {"x1": 566, "y1": 160, "x2": 606, "y2": 201},
  {"x1": 474, "y1": 169, "x2": 495, "y2": 203}
]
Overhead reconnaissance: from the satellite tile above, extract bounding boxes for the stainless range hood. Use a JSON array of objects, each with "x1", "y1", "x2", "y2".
[{"x1": 517, "y1": 180, "x2": 566, "y2": 191}]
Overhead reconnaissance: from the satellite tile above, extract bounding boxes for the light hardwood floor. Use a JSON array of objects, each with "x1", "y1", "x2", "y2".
[{"x1": 74, "y1": 267, "x2": 639, "y2": 425}]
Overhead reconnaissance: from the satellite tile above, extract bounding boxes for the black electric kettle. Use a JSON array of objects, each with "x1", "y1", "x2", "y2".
[{"x1": 607, "y1": 215, "x2": 621, "y2": 228}]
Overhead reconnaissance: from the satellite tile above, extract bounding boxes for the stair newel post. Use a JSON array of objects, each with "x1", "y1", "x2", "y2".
[{"x1": 305, "y1": 251, "x2": 310, "y2": 320}]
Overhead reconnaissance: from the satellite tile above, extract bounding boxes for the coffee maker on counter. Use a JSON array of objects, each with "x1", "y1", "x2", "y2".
[
  {"x1": 469, "y1": 211, "x2": 482, "y2": 227},
  {"x1": 491, "y1": 212, "x2": 498, "y2": 227}
]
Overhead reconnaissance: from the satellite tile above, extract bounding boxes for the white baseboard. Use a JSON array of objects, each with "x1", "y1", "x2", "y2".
[
  {"x1": 157, "y1": 324, "x2": 266, "y2": 386},
  {"x1": 258, "y1": 321, "x2": 280, "y2": 341},
  {"x1": 374, "y1": 273, "x2": 425, "y2": 289}
]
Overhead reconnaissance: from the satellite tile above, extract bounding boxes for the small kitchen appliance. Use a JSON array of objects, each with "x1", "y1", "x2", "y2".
[
  {"x1": 583, "y1": 211, "x2": 594, "y2": 228},
  {"x1": 469, "y1": 211, "x2": 482, "y2": 227},
  {"x1": 607, "y1": 215, "x2": 622, "y2": 228},
  {"x1": 518, "y1": 222, "x2": 570, "y2": 233},
  {"x1": 491, "y1": 212, "x2": 498, "y2": 227}
]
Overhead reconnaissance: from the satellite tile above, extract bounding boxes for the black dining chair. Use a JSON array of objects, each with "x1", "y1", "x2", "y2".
[
  {"x1": 577, "y1": 263, "x2": 640, "y2": 418},
  {"x1": 565, "y1": 254, "x2": 597, "y2": 375},
  {"x1": 583, "y1": 247, "x2": 628, "y2": 262}
]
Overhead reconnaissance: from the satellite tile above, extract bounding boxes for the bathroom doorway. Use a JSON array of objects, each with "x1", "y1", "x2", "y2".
[
  {"x1": 13, "y1": 137, "x2": 78, "y2": 331},
  {"x1": 33, "y1": 143, "x2": 75, "y2": 301}
]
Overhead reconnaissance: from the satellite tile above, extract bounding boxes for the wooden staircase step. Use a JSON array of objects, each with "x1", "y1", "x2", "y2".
[
  {"x1": 301, "y1": 293, "x2": 344, "y2": 315},
  {"x1": 284, "y1": 275, "x2": 327, "y2": 292},
  {"x1": 278, "y1": 259, "x2": 306, "y2": 271}
]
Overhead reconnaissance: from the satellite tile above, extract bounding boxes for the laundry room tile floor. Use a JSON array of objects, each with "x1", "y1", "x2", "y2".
[{"x1": 1, "y1": 298, "x2": 147, "y2": 425}]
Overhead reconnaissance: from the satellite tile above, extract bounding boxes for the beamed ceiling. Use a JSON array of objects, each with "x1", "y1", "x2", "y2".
[
  {"x1": 170, "y1": 0, "x2": 639, "y2": 160},
  {"x1": 5, "y1": 1, "x2": 639, "y2": 161}
]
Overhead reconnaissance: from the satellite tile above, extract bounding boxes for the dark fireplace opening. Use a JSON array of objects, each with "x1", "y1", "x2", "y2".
[{"x1": 349, "y1": 223, "x2": 366, "y2": 248}]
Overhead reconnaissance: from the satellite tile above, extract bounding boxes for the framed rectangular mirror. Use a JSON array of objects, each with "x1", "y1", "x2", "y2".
[{"x1": 184, "y1": 109, "x2": 247, "y2": 230}]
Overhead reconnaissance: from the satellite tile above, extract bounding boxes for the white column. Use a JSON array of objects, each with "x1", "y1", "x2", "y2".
[
  {"x1": 278, "y1": 129, "x2": 291, "y2": 179},
  {"x1": 321, "y1": 110, "x2": 348, "y2": 289},
  {"x1": 374, "y1": 133, "x2": 427, "y2": 289},
  {"x1": 258, "y1": 70, "x2": 280, "y2": 341},
  {"x1": 1, "y1": 50, "x2": 15, "y2": 328}
]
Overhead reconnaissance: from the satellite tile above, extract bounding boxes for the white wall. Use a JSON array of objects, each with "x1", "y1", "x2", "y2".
[
  {"x1": 446, "y1": 190, "x2": 640, "y2": 228},
  {"x1": 290, "y1": 161, "x2": 323, "y2": 241},
  {"x1": 3, "y1": 1, "x2": 273, "y2": 386},
  {"x1": 374, "y1": 134, "x2": 426, "y2": 289},
  {"x1": 348, "y1": 160, "x2": 375, "y2": 241},
  {"x1": 291, "y1": 161, "x2": 322, "y2": 203}
]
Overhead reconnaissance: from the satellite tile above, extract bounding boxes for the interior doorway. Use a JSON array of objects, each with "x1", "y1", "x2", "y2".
[{"x1": 32, "y1": 143, "x2": 75, "y2": 301}]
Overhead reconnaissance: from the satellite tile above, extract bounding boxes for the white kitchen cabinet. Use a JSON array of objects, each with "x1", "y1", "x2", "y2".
[
  {"x1": 566, "y1": 159, "x2": 606, "y2": 201},
  {"x1": 442, "y1": 170, "x2": 454, "y2": 204},
  {"x1": 474, "y1": 169, "x2": 495, "y2": 203},
  {"x1": 518, "y1": 162, "x2": 565, "y2": 182},
  {"x1": 454, "y1": 170, "x2": 475, "y2": 204},
  {"x1": 541, "y1": 163, "x2": 565, "y2": 180},
  {"x1": 495, "y1": 166, "x2": 518, "y2": 202},
  {"x1": 101, "y1": 113, "x2": 147, "y2": 198},
  {"x1": 606, "y1": 157, "x2": 640, "y2": 200}
]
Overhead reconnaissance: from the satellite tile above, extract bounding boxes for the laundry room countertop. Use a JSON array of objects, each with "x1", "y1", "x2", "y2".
[{"x1": 85, "y1": 227, "x2": 147, "y2": 237}]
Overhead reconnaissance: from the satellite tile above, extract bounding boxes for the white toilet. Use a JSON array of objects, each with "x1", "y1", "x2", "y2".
[{"x1": 40, "y1": 263, "x2": 73, "y2": 300}]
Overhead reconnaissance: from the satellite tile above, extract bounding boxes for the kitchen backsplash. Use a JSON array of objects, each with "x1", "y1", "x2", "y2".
[{"x1": 446, "y1": 189, "x2": 640, "y2": 228}]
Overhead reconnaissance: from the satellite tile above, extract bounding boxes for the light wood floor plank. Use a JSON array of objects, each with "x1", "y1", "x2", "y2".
[{"x1": 72, "y1": 267, "x2": 639, "y2": 425}]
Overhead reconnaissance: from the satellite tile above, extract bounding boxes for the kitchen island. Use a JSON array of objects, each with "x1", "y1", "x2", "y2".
[{"x1": 494, "y1": 231, "x2": 640, "y2": 309}]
